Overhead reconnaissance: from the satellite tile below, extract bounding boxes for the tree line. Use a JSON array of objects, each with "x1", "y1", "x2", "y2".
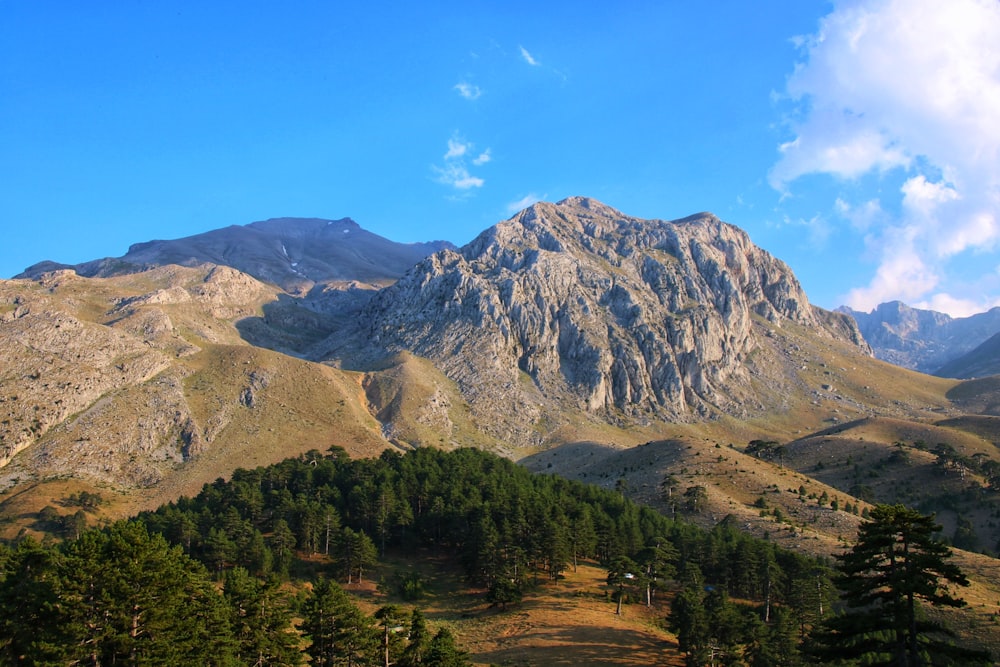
[
  {"x1": 0, "y1": 445, "x2": 991, "y2": 665},
  {"x1": 136, "y1": 447, "x2": 838, "y2": 621}
]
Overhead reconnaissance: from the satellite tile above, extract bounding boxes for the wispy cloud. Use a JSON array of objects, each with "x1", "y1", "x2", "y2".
[
  {"x1": 434, "y1": 134, "x2": 490, "y2": 192},
  {"x1": 773, "y1": 0, "x2": 1000, "y2": 315},
  {"x1": 433, "y1": 163, "x2": 484, "y2": 190},
  {"x1": 519, "y1": 45, "x2": 539, "y2": 66},
  {"x1": 506, "y1": 193, "x2": 544, "y2": 214},
  {"x1": 444, "y1": 138, "x2": 469, "y2": 160},
  {"x1": 454, "y1": 82, "x2": 482, "y2": 100},
  {"x1": 472, "y1": 149, "x2": 491, "y2": 166}
]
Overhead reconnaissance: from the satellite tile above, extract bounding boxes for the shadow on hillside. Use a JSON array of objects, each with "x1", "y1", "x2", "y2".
[
  {"x1": 235, "y1": 284, "x2": 377, "y2": 359},
  {"x1": 519, "y1": 441, "x2": 626, "y2": 473},
  {"x1": 946, "y1": 376, "x2": 1000, "y2": 416},
  {"x1": 520, "y1": 439, "x2": 691, "y2": 504}
]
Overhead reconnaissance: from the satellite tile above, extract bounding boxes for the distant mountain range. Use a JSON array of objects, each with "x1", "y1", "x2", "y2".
[
  {"x1": 838, "y1": 302, "x2": 1000, "y2": 378},
  {"x1": 16, "y1": 217, "x2": 455, "y2": 293}
]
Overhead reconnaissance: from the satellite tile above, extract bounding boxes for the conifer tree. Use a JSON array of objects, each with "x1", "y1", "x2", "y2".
[
  {"x1": 1, "y1": 523, "x2": 238, "y2": 665},
  {"x1": 668, "y1": 580, "x2": 711, "y2": 667},
  {"x1": 567, "y1": 504, "x2": 597, "y2": 572},
  {"x1": 374, "y1": 604, "x2": 406, "y2": 667},
  {"x1": 66, "y1": 522, "x2": 238, "y2": 666},
  {"x1": 0, "y1": 538, "x2": 69, "y2": 664},
  {"x1": 423, "y1": 628, "x2": 472, "y2": 667},
  {"x1": 336, "y1": 527, "x2": 378, "y2": 584},
  {"x1": 637, "y1": 537, "x2": 678, "y2": 606},
  {"x1": 744, "y1": 606, "x2": 803, "y2": 667},
  {"x1": 223, "y1": 567, "x2": 301, "y2": 665},
  {"x1": 270, "y1": 518, "x2": 296, "y2": 578},
  {"x1": 302, "y1": 577, "x2": 377, "y2": 667},
  {"x1": 399, "y1": 609, "x2": 431, "y2": 667},
  {"x1": 811, "y1": 504, "x2": 992, "y2": 666},
  {"x1": 606, "y1": 555, "x2": 638, "y2": 615}
]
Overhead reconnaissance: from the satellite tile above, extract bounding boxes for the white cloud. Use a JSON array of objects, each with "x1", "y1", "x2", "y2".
[
  {"x1": 435, "y1": 135, "x2": 490, "y2": 192},
  {"x1": 771, "y1": 118, "x2": 909, "y2": 188},
  {"x1": 433, "y1": 163, "x2": 484, "y2": 190},
  {"x1": 774, "y1": 0, "x2": 1000, "y2": 316},
  {"x1": 914, "y1": 293, "x2": 1000, "y2": 318},
  {"x1": 780, "y1": 212, "x2": 833, "y2": 248},
  {"x1": 454, "y1": 82, "x2": 482, "y2": 100},
  {"x1": 444, "y1": 138, "x2": 469, "y2": 160},
  {"x1": 506, "y1": 193, "x2": 544, "y2": 214},
  {"x1": 472, "y1": 149, "x2": 491, "y2": 166},
  {"x1": 519, "y1": 45, "x2": 539, "y2": 66},
  {"x1": 842, "y1": 227, "x2": 939, "y2": 310}
]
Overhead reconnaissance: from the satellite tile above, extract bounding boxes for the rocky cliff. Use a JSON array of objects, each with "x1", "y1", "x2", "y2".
[{"x1": 336, "y1": 197, "x2": 869, "y2": 444}]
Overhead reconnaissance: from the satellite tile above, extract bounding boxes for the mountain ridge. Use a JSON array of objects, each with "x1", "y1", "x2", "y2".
[
  {"x1": 839, "y1": 301, "x2": 1000, "y2": 375},
  {"x1": 16, "y1": 216, "x2": 454, "y2": 294}
]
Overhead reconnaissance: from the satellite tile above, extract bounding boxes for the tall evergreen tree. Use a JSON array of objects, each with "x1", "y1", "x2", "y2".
[
  {"x1": 302, "y1": 577, "x2": 377, "y2": 667},
  {"x1": 0, "y1": 538, "x2": 69, "y2": 665},
  {"x1": 606, "y1": 555, "x2": 638, "y2": 616},
  {"x1": 744, "y1": 606, "x2": 803, "y2": 667},
  {"x1": 65, "y1": 522, "x2": 238, "y2": 666},
  {"x1": 269, "y1": 518, "x2": 296, "y2": 578},
  {"x1": 637, "y1": 537, "x2": 678, "y2": 606},
  {"x1": 223, "y1": 567, "x2": 301, "y2": 666},
  {"x1": 374, "y1": 604, "x2": 407, "y2": 667},
  {"x1": 668, "y1": 580, "x2": 711, "y2": 667},
  {"x1": 399, "y1": 609, "x2": 431, "y2": 667},
  {"x1": 336, "y1": 527, "x2": 378, "y2": 584},
  {"x1": 811, "y1": 504, "x2": 991, "y2": 666},
  {"x1": 567, "y1": 505, "x2": 597, "y2": 572}
]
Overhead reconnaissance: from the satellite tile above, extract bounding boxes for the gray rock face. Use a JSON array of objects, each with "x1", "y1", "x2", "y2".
[
  {"x1": 351, "y1": 197, "x2": 867, "y2": 442},
  {"x1": 840, "y1": 301, "x2": 1000, "y2": 373}
]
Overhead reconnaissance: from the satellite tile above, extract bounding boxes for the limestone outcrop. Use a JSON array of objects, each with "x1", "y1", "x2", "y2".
[{"x1": 351, "y1": 197, "x2": 868, "y2": 442}]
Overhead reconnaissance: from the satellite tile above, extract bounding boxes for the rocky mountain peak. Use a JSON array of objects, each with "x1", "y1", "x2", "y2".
[{"x1": 341, "y1": 198, "x2": 866, "y2": 445}]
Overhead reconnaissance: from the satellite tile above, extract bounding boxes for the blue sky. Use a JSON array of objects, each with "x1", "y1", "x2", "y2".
[{"x1": 3, "y1": 1, "x2": 1000, "y2": 316}]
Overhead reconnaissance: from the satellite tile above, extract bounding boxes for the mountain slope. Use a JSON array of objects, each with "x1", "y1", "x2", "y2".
[
  {"x1": 935, "y1": 330, "x2": 1000, "y2": 378},
  {"x1": 17, "y1": 217, "x2": 454, "y2": 293},
  {"x1": 0, "y1": 266, "x2": 394, "y2": 528},
  {"x1": 327, "y1": 197, "x2": 869, "y2": 446}
]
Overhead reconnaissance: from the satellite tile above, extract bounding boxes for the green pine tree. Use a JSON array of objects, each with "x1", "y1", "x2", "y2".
[
  {"x1": 400, "y1": 609, "x2": 432, "y2": 667},
  {"x1": 374, "y1": 604, "x2": 407, "y2": 667},
  {"x1": 667, "y1": 580, "x2": 711, "y2": 667},
  {"x1": 811, "y1": 504, "x2": 992, "y2": 666},
  {"x1": 1, "y1": 522, "x2": 239, "y2": 666},
  {"x1": 637, "y1": 537, "x2": 678, "y2": 606},
  {"x1": 606, "y1": 555, "x2": 638, "y2": 616},
  {"x1": 302, "y1": 577, "x2": 377, "y2": 667},
  {"x1": 223, "y1": 567, "x2": 301, "y2": 666},
  {"x1": 0, "y1": 538, "x2": 70, "y2": 665},
  {"x1": 423, "y1": 628, "x2": 472, "y2": 667}
]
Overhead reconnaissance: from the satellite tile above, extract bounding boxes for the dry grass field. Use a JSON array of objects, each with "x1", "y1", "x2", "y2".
[{"x1": 344, "y1": 554, "x2": 685, "y2": 667}]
